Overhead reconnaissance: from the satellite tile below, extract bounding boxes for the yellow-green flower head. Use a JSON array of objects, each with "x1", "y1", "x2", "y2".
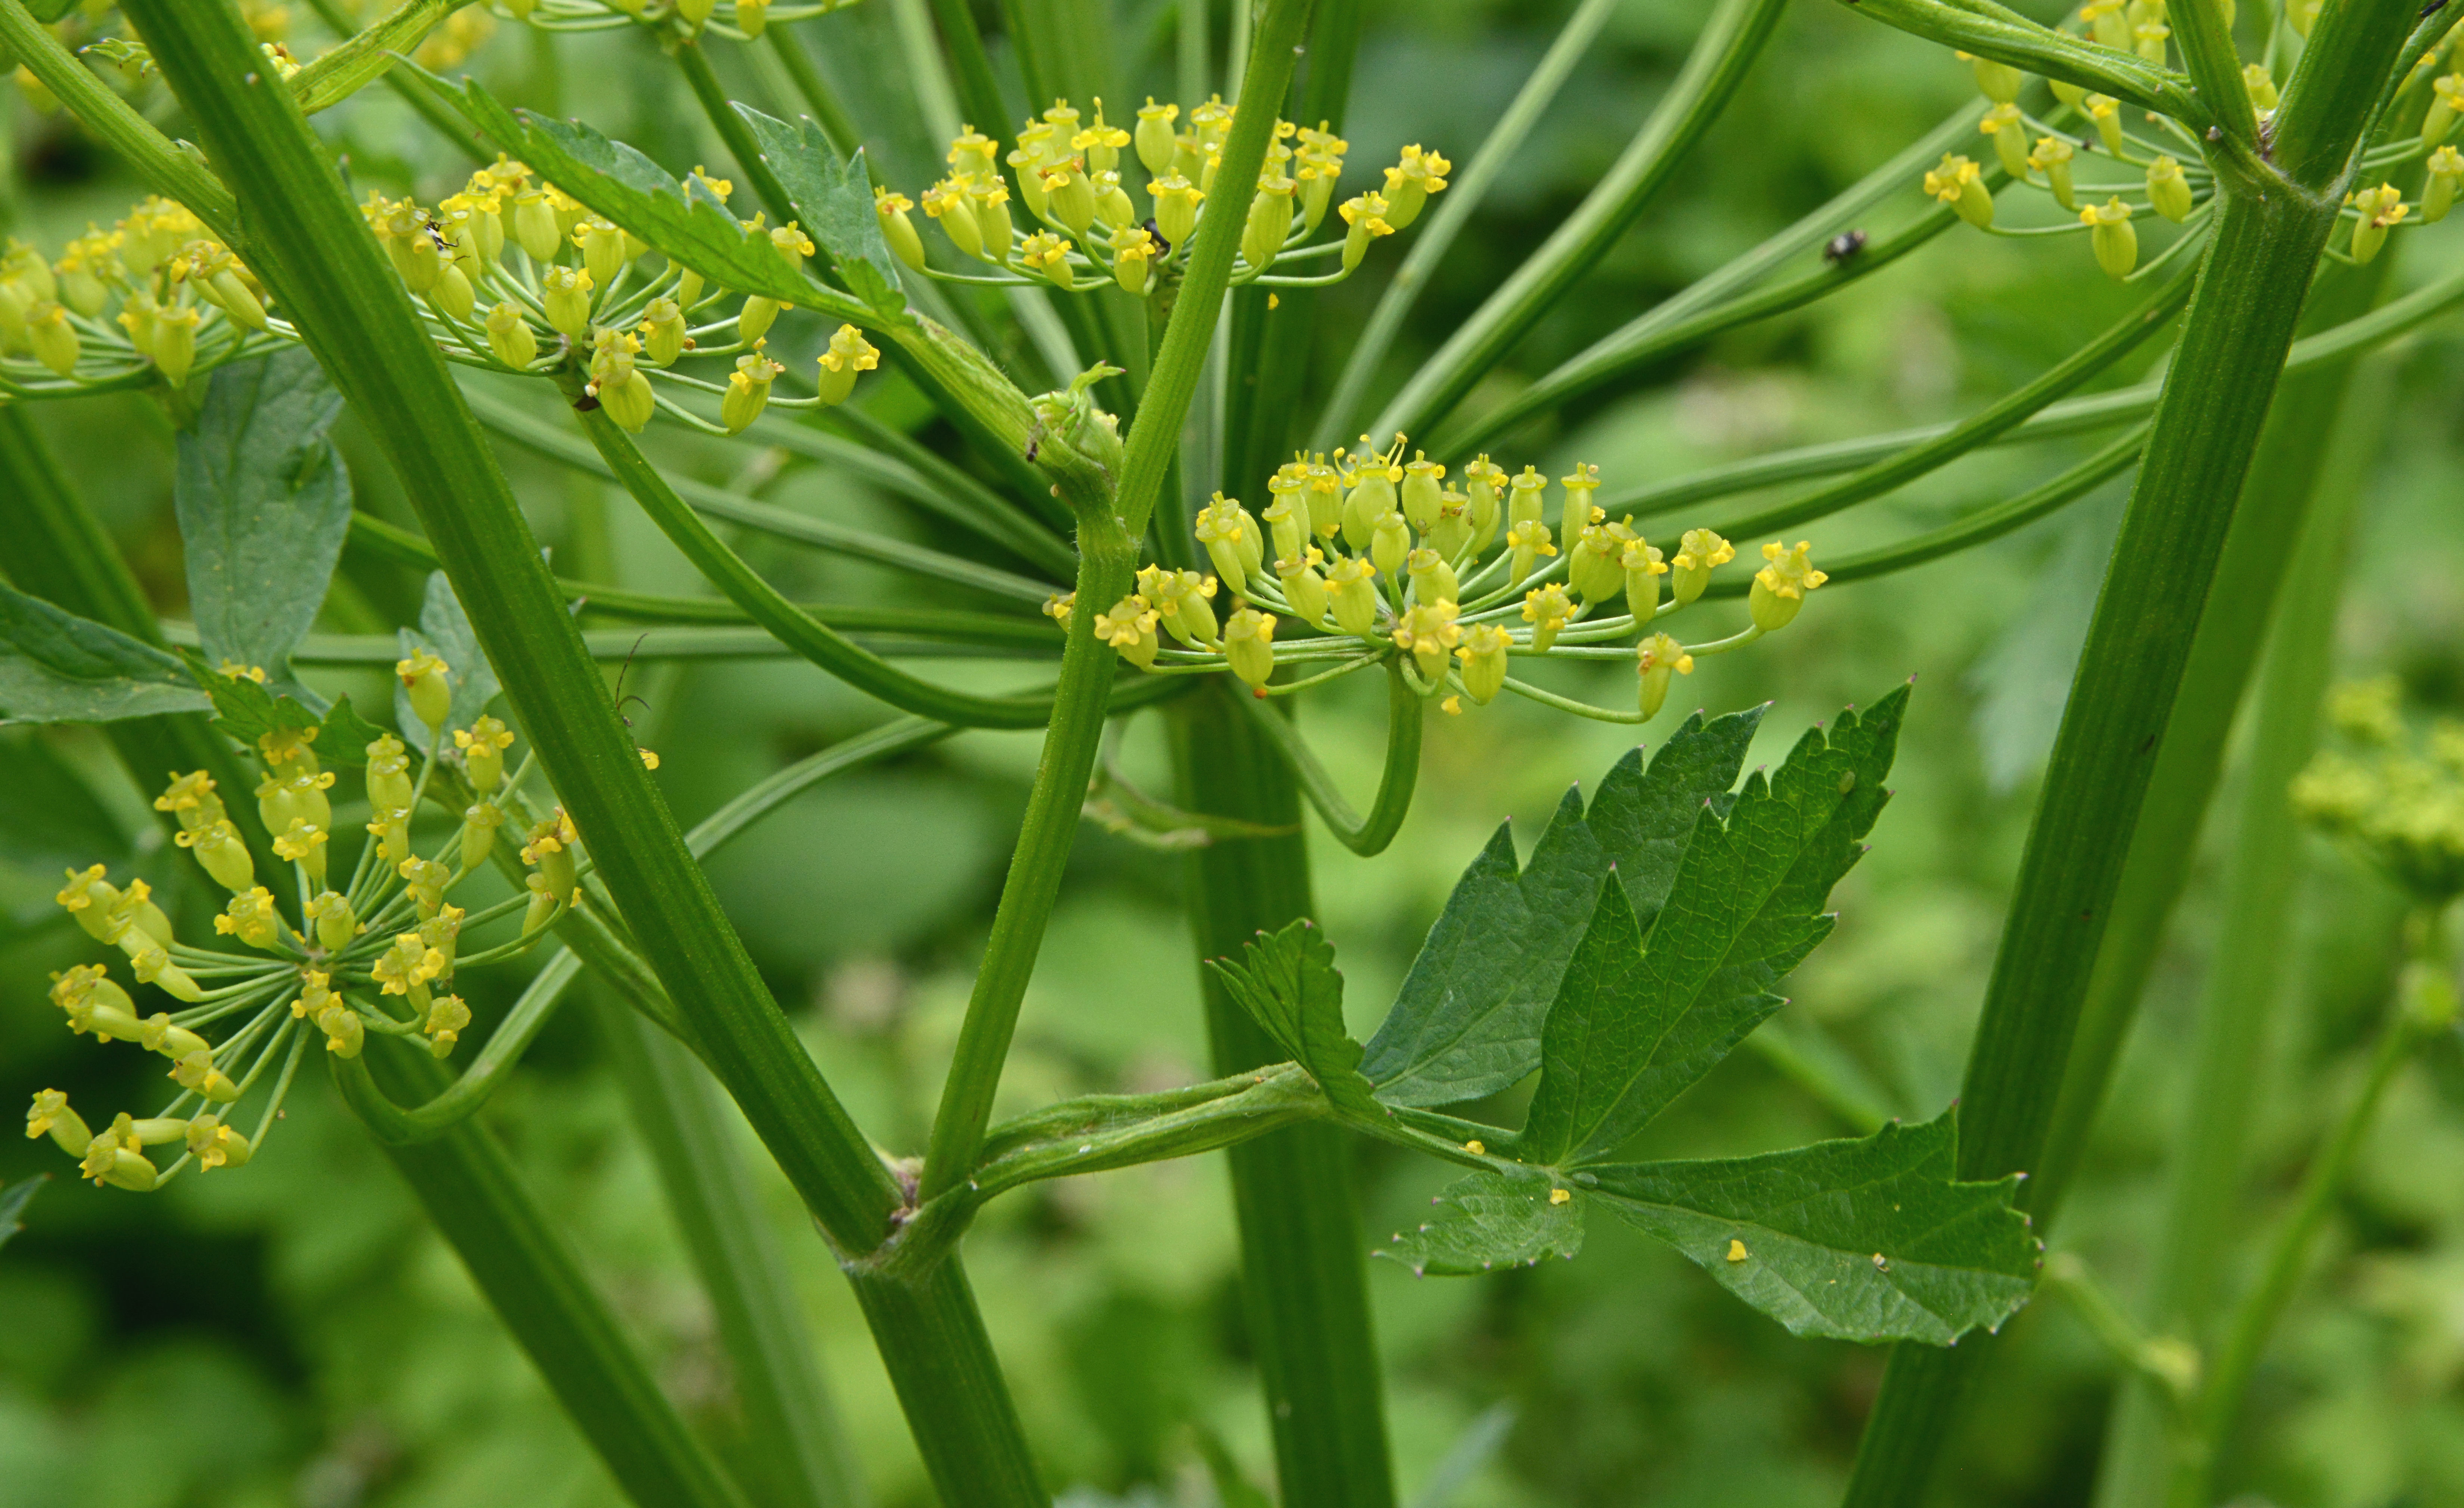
[
  {"x1": 1621, "y1": 538, "x2": 1669, "y2": 623},
  {"x1": 2030, "y1": 135, "x2": 2077, "y2": 209},
  {"x1": 1095, "y1": 595, "x2": 1162, "y2": 668},
  {"x1": 1558, "y1": 461, "x2": 1603, "y2": 530},
  {"x1": 1019, "y1": 230, "x2": 1077, "y2": 291},
  {"x1": 1188, "y1": 95, "x2": 1234, "y2": 150},
  {"x1": 1043, "y1": 98, "x2": 1085, "y2": 136},
  {"x1": 947, "y1": 124, "x2": 999, "y2": 178},
  {"x1": 2084, "y1": 93, "x2": 2126, "y2": 155},
  {"x1": 1505, "y1": 518, "x2": 1557, "y2": 585},
  {"x1": 1371, "y1": 508, "x2": 1414, "y2": 581},
  {"x1": 214, "y1": 886, "x2": 284, "y2": 951},
  {"x1": 485, "y1": 301, "x2": 539, "y2": 369},
  {"x1": 1749, "y1": 539, "x2": 1828, "y2": 631},
  {"x1": 1636, "y1": 634, "x2": 1695, "y2": 720},
  {"x1": 365, "y1": 733, "x2": 414, "y2": 812},
  {"x1": 187, "y1": 1114, "x2": 252, "y2": 1170},
  {"x1": 1393, "y1": 600, "x2": 1461, "y2": 680},
  {"x1": 420, "y1": 904, "x2": 466, "y2": 974},
  {"x1": 816, "y1": 324, "x2": 880, "y2": 405},
  {"x1": 81, "y1": 1116, "x2": 158, "y2": 1190},
  {"x1": 454, "y1": 714, "x2": 517, "y2": 794},
  {"x1": 1979, "y1": 103, "x2": 2030, "y2": 177},
  {"x1": 1337, "y1": 190, "x2": 1394, "y2": 270},
  {"x1": 2424, "y1": 146, "x2": 2464, "y2": 225},
  {"x1": 1041, "y1": 158, "x2": 1099, "y2": 237},
  {"x1": 176, "y1": 818, "x2": 254, "y2": 893},
  {"x1": 1263, "y1": 471, "x2": 1309, "y2": 561},
  {"x1": 275, "y1": 818, "x2": 330, "y2": 885},
  {"x1": 1325, "y1": 554, "x2": 1382, "y2": 636},
  {"x1": 131, "y1": 945, "x2": 204, "y2": 1003},
  {"x1": 53, "y1": 226, "x2": 121, "y2": 317},
  {"x1": 875, "y1": 187, "x2": 926, "y2": 271},
  {"x1": 2080, "y1": 0, "x2": 2129, "y2": 47},
  {"x1": 2243, "y1": 62, "x2": 2279, "y2": 114},
  {"x1": 2133, "y1": 20, "x2": 2170, "y2": 64},
  {"x1": 153, "y1": 770, "x2": 224, "y2": 832},
  {"x1": 1074, "y1": 108, "x2": 1132, "y2": 176},
  {"x1": 2082, "y1": 196, "x2": 2137, "y2": 279},
  {"x1": 1241, "y1": 172, "x2": 1297, "y2": 271},
  {"x1": 921, "y1": 178, "x2": 984, "y2": 260},
  {"x1": 2428, "y1": 74, "x2": 2464, "y2": 147},
  {"x1": 1568, "y1": 518, "x2": 1626, "y2": 605},
  {"x1": 966, "y1": 177, "x2": 1017, "y2": 260},
  {"x1": 27, "y1": 1089, "x2": 92, "y2": 1156},
  {"x1": 1404, "y1": 549, "x2": 1457, "y2": 611},
  {"x1": 1522, "y1": 582, "x2": 1574, "y2": 653},
  {"x1": 1397, "y1": 452, "x2": 1447, "y2": 531},
  {"x1": 722, "y1": 345, "x2": 784, "y2": 435},
  {"x1": 2145, "y1": 156, "x2": 2194, "y2": 223},
  {"x1": 1151, "y1": 569, "x2": 1221, "y2": 647},
  {"x1": 24, "y1": 301, "x2": 78, "y2": 379},
  {"x1": 396, "y1": 648, "x2": 453, "y2": 730},
  {"x1": 259, "y1": 724, "x2": 322, "y2": 774},
  {"x1": 1956, "y1": 49, "x2": 2026, "y2": 104},
  {"x1": 1301, "y1": 456, "x2": 1345, "y2": 539},
  {"x1": 541, "y1": 264, "x2": 595, "y2": 339},
  {"x1": 1427, "y1": 488, "x2": 1474, "y2": 560},
  {"x1": 1381, "y1": 145, "x2": 1450, "y2": 229},
  {"x1": 1150, "y1": 173, "x2": 1204, "y2": 248},
  {"x1": 1669, "y1": 527, "x2": 1734, "y2": 607},
  {"x1": 1454, "y1": 623, "x2": 1512, "y2": 706},
  {"x1": 314, "y1": 993, "x2": 365, "y2": 1058},
  {"x1": 1044, "y1": 591, "x2": 1074, "y2": 630},
  {"x1": 1276, "y1": 549, "x2": 1331, "y2": 625},
  {"x1": 150, "y1": 303, "x2": 202, "y2": 388},
  {"x1": 2349, "y1": 182, "x2": 2408, "y2": 264},
  {"x1": 1924, "y1": 154, "x2": 1994, "y2": 230},
  {"x1": 422, "y1": 994, "x2": 472, "y2": 1059},
  {"x1": 1501, "y1": 464, "x2": 1548, "y2": 532},
  {"x1": 309, "y1": 888, "x2": 359, "y2": 952},
  {"x1": 1223, "y1": 607, "x2": 1278, "y2": 690},
  {"x1": 53, "y1": 863, "x2": 119, "y2": 940},
  {"x1": 1135, "y1": 98, "x2": 1182, "y2": 175},
  {"x1": 1195, "y1": 492, "x2": 1264, "y2": 595}
]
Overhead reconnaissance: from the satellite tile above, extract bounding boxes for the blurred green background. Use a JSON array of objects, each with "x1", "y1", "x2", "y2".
[{"x1": 6, "y1": 0, "x2": 2464, "y2": 1504}]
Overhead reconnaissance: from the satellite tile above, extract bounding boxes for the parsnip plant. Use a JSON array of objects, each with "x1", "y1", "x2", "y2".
[{"x1": 1, "y1": 0, "x2": 2459, "y2": 1502}]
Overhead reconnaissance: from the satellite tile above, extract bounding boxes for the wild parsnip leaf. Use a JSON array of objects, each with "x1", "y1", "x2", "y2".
[
  {"x1": 316, "y1": 696, "x2": 388, "y2": 764},
  {"x1": 1587, "y1": 1113, "x2": 2038, "y2": 1344},
  {"x1": 1374, "y1": 1168, "x2": 1584, "y2": 1277},
  {"x1": 176, "y1": 349, "x2": 351, "y2": 705},
  {"x1": 414, "y1": 71, "x2": 872, "y2": 323},
  {"x1": 1529, "y1": 690, "x2": 1907, "y2": 1165},
  {"x1": 731, "y1": 105, "x2": 906, "y2": 316},
  {"x1": 1359, "y1": 708, "x2": 1764, "y2": 1108},
  {"x1": 1208, "y1": 920, "x2": 1382, "y2": 1119},
  {"x1": 396, "y1": 571, "x2": 500, "y2": 752},
  {"x1": 0, "y1": 584, "x2": 210, "y2": 724}
]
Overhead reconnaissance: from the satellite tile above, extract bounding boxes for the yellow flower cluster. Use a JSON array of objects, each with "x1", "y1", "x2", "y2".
[{"x1": 0, "y1": 198, "x2": 269, "y2": 390}]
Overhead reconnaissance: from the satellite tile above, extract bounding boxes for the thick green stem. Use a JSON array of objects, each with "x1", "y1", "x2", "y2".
[
  {"x1": 359, "y1": 1046, "x2": 756, "y2": 1508},
  {"x1": 844, "y1": 1263, "x2": 1043, "y2": 1507},
  {"x1": 598, "y1": 995, "x2": 869, "y2": 1508},
  {"x1": 0, "y1": 407, "x2": 280, "y2": 881},
  {"x1": 1170, "y1": 682, "x2": 1396, "y2": 1508},
  {"x1": 1836, "y1": 0, "x2": 2417, "y2": 1484},
  {"x1": 2091, "y1": 357, "x2": 2389, "y2": 1508}
]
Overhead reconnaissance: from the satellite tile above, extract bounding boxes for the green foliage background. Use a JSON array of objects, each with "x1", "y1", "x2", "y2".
[{"x1": 5, "y1": 0, "x2": 2464, "y2": 1503}]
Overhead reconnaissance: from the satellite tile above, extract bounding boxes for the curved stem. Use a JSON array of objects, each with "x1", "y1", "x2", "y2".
[
  {"x1": 334, "y1": 950, "x2": 584, "y2": 1144},
  {"x1": 1236, "y1": 659, "x2": 1425, "y2": 858}
]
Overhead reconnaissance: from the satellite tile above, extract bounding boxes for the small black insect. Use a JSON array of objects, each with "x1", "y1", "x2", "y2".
[
  {"x1": 2423, "y1": 0, "x2": 2448, "y2": 20},
  {"x1": 423, "y1": 219, "x2": 452, "y2": 254},
  {"x1": 1822, "y1": 229, "x2": 1868, "y2": 264},
  {"x1": 1143, "y1": 217, "x2": 1172, "y2": 259},
  {"x1": 572, "y1": 391, "x2": 601, "y2": 412}
]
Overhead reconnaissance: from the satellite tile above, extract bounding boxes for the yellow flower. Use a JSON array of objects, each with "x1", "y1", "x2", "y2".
[{"x1": 1749, "y1": 541, "x2": 1828, "y2": 631}]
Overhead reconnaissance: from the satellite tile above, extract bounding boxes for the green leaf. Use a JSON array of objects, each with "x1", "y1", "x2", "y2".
[
  {"x1": 0, "y1": 1174, "x2": 44, "y2": 1252},
  {"x1": 731, "y1": 105, "x2": 906, "y2": 316},
  {"x1": 1207, "y1": 920, "x2": 1383, "y2": 1120},
  {"x1": 180, "y1": 648, "x2": 383, "y2": 767},
  {"x1": 1587, "y1": 1113, "x2": 2039, "y2": 1345},
  {"x1": 1528, "y1": 688, "x2": 1907, "y2": 1164},
  {"x1": 0, "y1": 733, "x2": 131, "y2": 873},
  {"x1": 0, "y1": 583, "x2": 211, "y2": 724},
  {"x1": 176, "y1": 349, "x2": 352, "y2": 705},
  {"x1": 316, "y1": 695, "x2": 388, "y2": 767},
  {"x1": 1373, "y1": 1168, "x2": 1584, "y2": 1277},
  {"x1": 396, "y1": 570, "x2": 501, "y2": 752},
  {"x1": 1359, "y1": 707, "x2": 1764, "y2": 1108},
  {"x1": 414, "y1": 69, "x2": 870, "y2": 322}
]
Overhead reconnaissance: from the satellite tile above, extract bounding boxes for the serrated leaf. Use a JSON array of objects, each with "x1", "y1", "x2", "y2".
[
  {"x1": 1207, "y1": 920, "x2": 1381, "y2": 1119},
  {"x1": 732, "y1": 105, "x2": 906, "y2": 316},
  {"x1": 0, "y1": 1174, "x2": 44, "y2": 1252},
  {"x1": 179, "y1": 652, "x2": 381, "y2": 768},
  {"x1": 0, "y1": 733, "x2": 131, "y2": 872},
  {"x1": 1534, "y1": 690, "x2": 1908, "y2": 1164},
  {"x1": 1360, "y1": 707, "x2": 1764, "y2": 1108},
  {"x1": 1588, "y1": 1112, "x2": 2039, "y2": 1345},
  {"x1": 176, "y1": 349, "x2": 352, "y2": 705},
  {"x1": 1374, "y1": 1169, "x2": 1584, "y2": 1277},
  {"x1": 396, "y1": 571, "x2": 501, "y2": 753},
  {"x1": 414, "y1": 69, "x2": 872, "y2": 323},
  {"x1": 0, "y1": 584, "x2": 211, "y2": 724},
  {"x1": 315, "y1": 696, "x2": 387, "y2": 767}
]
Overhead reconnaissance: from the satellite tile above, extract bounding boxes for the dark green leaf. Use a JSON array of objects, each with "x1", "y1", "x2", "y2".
[
  {"x1": 1542, "y1": 690, "x2": 1907, "y2": 1164},
  {"x1": 414, "y1": 70, "x2": 870, "y2": 322},
  {"x1": 1373, "y1": 1168, "x2": 1584, "y2": 1277},
  {"x1": 0, "y1": 1174, "x2": 44, "y2": 1251},
  {"x1": 315, "y1": 694, "x2": 387, "y2": 767},
  {"x1": 175, "y1": 349, "x2": 351, "y2": 704},
  {"x1": 1360, "y1": 707, "x2": 1764, "y2": 1108},
  {"x1": 183, "y1": 649, "x2": 319, "y2": 742},
  {"x1": 0, "y1": 583, "x2": 211, "y2": 724},
  {"x1": 0, "y1": 733, "x2": 130, "y2": 873},
  {"x1": 396, "y1": 571, "x2": 500, "y2": 752},
  {"x1": 1207, "y1": 920, "x2": 1383, "y2": 1119},
  {"x1": 731, "y1": 105, "x2": 906, "y2": 316},
  {"x1": 1588, "y1": 1112, "x2": 2039, "y2": 1344}
]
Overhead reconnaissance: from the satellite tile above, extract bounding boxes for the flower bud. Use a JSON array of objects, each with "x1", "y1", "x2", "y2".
[
  {"x1": 1135, "y1": 99, "x2": 1180, "y2": 174},
  {"x1": 1523, "y1": 583, "x2": 1573, "y2": 653},
  {"x1": 1371, "y1": 510, "x2": 1412, "y2": 582},
  {"x1": 1019, "y1": 230, "x2": 1076, "y2": 290},
  {"x1": 737, "y1": 293, "x2": 780, "y2": 344},
  {"x1": 310, "y1": 889, "x2": 359, "y2": 952},
  {"x1": 768, "y1": 220, "x2": 815, "y2": 275},
  {"x1": 1455, "y1": 624, "x2": 1511, "y2": 705},
  {"x1": 1622, "y1": 538, "x2": 1668, "y2": 624},
  {"x1": 1343, "y1": 451, "x2": 1399, "y2": 549},
  {"x1": 397, "y1": 648, "x2": 453, "y2": 730},
  {"x1": 1669, "y1": 527, "x2": 1734, "y2": 607},
  {"x1": 2349, "y1": 183, "x2": 2406, "y2": 264},
  {"x1": 1636, "y1": 634, "x2": 1694, "y2": 721},
  {"x1": 28, "y1": 1089, "x2": 93, "y2": 1157},
  {"x1": 1223, "y1": 607, "x2": 1278, "y2": 688},
  {"x1": 816, "y1": 323, "x2": 879, "y2": 405},
  {"x1": 2030, "y1": 136, "x2": 2076, "y2": 209},
  {"x1": 722, "y1": 347, "x2": 783, "y2": 434},
  {"x1": 2083, "y1": 196, "x2": 2137, "y2": 279},
  {"x1": 452, "y1": 715, "x2": 514, "y2": 794},
  {"x1": 1400, "y1": 452, "x2": 1446, "y2": 532},
  {"x1": 316, "y1": 996, "x2": 365, "y2": 1057},
  {"x1": 2427, "y1": 146, "x2": 2463, "y2": 223},
  {"x1": 2084, "y1": 94, "x2": 2125, "y2": 156},
  {"x1": 2243, "y1": 63, "x2": 2278, "y2": 114},
  {"x1": 1195, "y1": 493, "x2": 1259, "y2": 595},
  {"x1": 2427, "y1": 74, "x2": 2463, "y2": 147},
  {"x1": 1979, "y1": 103, "x2": 2030, "y2": 179},
  {"x1": 53, "y1": 865, "x2": 115, "y2": 943},
  {"x1": 597, "y1": 366, "x2": 655, "y2": 432},
  {"x1": 511, "y1": 187, "x2": 560, "y2": 262},
  {"x1": 1303, "y1": 458, "x2": 1344, "y2": 540},
  {"x1": 1462, "y1": 457, "x2": 1505, "y2": 551},
  {"x1": 875, "y1": 189, "x2": 926, "y2": 270},
  {"x1": 1327, "y1": 555, "x2": 1381, "y2": 636},
  {"x1": 424, "y1": 994, "x2": 473, "y2": 1058},
  {"x1": 1923, "y1": 154, "x2": 1994, "y2": 230},
  {"x1": 541, "y1": 265, "x2": 594, "y2": 338},
  {"x1": 1406, "y1": 546, "x2": 1458, "y2": 607},
  {"x1": 1144, "y1": 174, "x2": 1199, "y2": 248},
  {"x1": 1962, "y1": 50, "x2": 2024, "y2": 104},
  {"x1": 2133, "y1": 21, "x2": 2170, "y2": 65},
  {"x1": 1095, "y1": 595, "x2": 1161, "y2": 668},
  {"x1": 1241, "y1": 175, "x2": 1295, "y2": 271},
  {"x1": 1338, "y1": 191, "x2": 1393, "y2": 270},
  {"x1": 109, "y1": 878, "x2": 173, "y2": 950},
  {"x1": 171, "y1": 1049, "x2": 242, "y2": 1104},
  {"x1": 399, "y1": 856, "x2": 453, "y2": 919},
  {"x1": 2082, "y1": 0, "x2": 2129, "y2": 48},
  {"x1": 275, "y1": 817, "x2": 331, "y2": 888},
  {"x1": 1427, "y1": 492, "x2": 1473, "y2": 562},
  {"x1": 735, "y1": 0, "x2": 769, "y2": 36},
  {"x1": 2145, "y1": 155, "x2": 2194, "y2": 223},
  {"x1": 1276, "y1": 552, "x2": 1330, "y2": 624},
  {"x1": 136, "y1": 1013, "x2": 208, "y2": 1062},
  {"x1": 638, "y1": 297, "x2": 684, "y2": 366},
  {"x1": 153, "y1": 304, "x2": 201, "y2": 388},
  {"x1": 366, "y1": 732, "x2": 414, "y2": 811},
  {"x1": 216, "y1": 887, "x2": 282, "y2": 950},
  {"x1": 486, "y1": 302, "x2": 539, "y2": 368},
  {"x1": 1569, "y1": 520, "x2": 1626, "y2": 605},
  {"x1": 131, "y1": 947, "x2": 205, "y2": 1003},
  {"x1": 187, "y1": 1115, "x2": 252, "y2": 1169},
  {"x1": 1505, "y1": 519, "x2": 1556, "y2": 585},
  {"x1": 1263, "y1": 471, "x2": 1308, "y2": 561},
  {"x1": 521, "y1": 810, "x2": 579, "y2": 901},
  {"x1": 1111, "y1": 224, "x2": 1155, "y2": 294},
  {"x1": 1749, "y1": 539, "x2": 1828, "y2": 632},
  {"x1": 458, "y1": 802, "x2": 507, "y2": 875},
  {"x1": 368, "y1": 806, "x2": 412, "y2": 866},
  {"x1": 428, "y1": 261, "x2": 476, "y2": 321},
  {"x1": 1393, "y1": 601, "x2": 1461, "y2": 681},
  {"x1": 26, "y1": 300, "x2": 79, "y2": 378},
  {"x1": 1092, "y1": 170, "x2": 1136, "y2": 231},
  {"x1": 1380, "y1": 146, "x2": 1449, "y2": 229},
  {"x1": 176, "y1": 817, "x2": 254, "y2": 892}
]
